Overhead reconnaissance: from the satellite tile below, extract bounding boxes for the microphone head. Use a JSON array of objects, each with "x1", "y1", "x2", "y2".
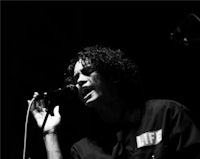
[{"x1": 35, "y1": 84, "x2": 78, "y2": 102}]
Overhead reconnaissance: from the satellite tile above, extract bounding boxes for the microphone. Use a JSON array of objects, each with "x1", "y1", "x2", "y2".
[
  {"x1": 34, "y1": 84, "x2": 78, "y2": 103},
  {"x1": 32, "y1": 84, "x2": 78, "y2": 130}
]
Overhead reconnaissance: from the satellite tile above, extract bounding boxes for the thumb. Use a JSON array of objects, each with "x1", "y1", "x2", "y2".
[
  {"x1": 53, "y1": 105, "x2": 60, "y2": 116},
  {"x1": 27, "y1": 100, "x2": 31, "y2": 104}
]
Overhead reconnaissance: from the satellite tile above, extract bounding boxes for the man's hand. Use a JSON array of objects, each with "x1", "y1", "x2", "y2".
[{"x1": 29, "y1": 92, "x2": 61, "y2": 133}]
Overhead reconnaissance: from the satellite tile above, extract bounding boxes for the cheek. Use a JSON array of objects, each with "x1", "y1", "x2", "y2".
[
  {"x1": 91, "y1": 74, "x2": 102, "y2": 89},
  {"x1": 93, "y1": 81, "x2": 108, "y2": 98},
  {"x1": 90, "y1": 72, "x2": 108, "y2": 95}
]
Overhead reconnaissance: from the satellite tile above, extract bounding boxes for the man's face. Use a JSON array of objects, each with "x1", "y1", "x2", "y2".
[{"x1": 74, "y1": 59, "x2": 106, "y2": 107}]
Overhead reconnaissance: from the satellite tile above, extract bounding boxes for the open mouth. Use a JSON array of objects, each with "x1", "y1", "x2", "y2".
[{"x1": 81, "y1": 87, "x2": 93, "y2": 98}]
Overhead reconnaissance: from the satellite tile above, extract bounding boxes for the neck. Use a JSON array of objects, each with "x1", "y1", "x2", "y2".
[
  {"x1": 95, "y1": 98, "x2": 142, "y2": 128},
  {"x1": 95, "y1": 98, "x2": 124, "y2": 125}
]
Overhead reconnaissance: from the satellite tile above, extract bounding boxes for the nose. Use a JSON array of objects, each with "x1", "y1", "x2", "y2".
[{"x1": 76, "y1": 73, "x2": 88, "y2": 88}]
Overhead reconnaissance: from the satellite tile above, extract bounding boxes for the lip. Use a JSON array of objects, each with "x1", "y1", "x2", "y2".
[
  {"x1": 81, "y1": 86, "x2": 93, "y2": 98},
  {"x1": 83, "y1": 90, "x2": 93, "y2": 101}
]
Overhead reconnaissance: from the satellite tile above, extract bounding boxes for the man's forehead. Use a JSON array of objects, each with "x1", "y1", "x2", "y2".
[
  {"x1": 73, "y1": 59, "x2": 91, "y2": 75},
  {"x1": 74, "y1": 60, "x2": 83, "y2": 75}
]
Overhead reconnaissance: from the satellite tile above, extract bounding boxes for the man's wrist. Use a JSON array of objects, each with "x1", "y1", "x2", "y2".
[{"x1": 43, "y1": 129, "x2": 57, "y2": 136}]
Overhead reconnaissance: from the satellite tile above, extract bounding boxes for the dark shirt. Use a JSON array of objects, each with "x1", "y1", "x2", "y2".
[{"x1": 70, "y1": 99, "x2": 200, "y2": 159}]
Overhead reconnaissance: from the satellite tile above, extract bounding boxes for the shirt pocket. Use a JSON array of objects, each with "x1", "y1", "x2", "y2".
[
  {"x1": 131, "y1": 144, "x2": 169, "y2": 159},
  {"x1": 130, "y1": 146, "x2": 156, "y2": 159}
]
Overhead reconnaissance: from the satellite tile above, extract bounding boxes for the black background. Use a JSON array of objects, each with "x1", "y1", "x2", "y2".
[{"x1": 2, "y1": 1, "x2": 200, "y2": 159}]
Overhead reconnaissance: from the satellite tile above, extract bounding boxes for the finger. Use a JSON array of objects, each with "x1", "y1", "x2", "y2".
[
  {"x1": 31, "y1": 107, "x2": 46, "y2": 119},
  {"x1": 33, "y1": 92, "x2": 39, "y2": 98},
  {"x1": 42, "y1": 107, "x2": 47, "y2": 112},
  {"x1": 53, "y1": 105, "x2": 60, "y2": 117},
  {"x1": 29, "y1": 100, "x2": 43, "y2": 113},
  {"x1": 28, "y1": 99, "x2": 36, "y2": 112},
  {"x1": 28, "y1": 100, "x2": 33, "y2": 112},
  {"x1": 27, "y1": 100, "x2": 31, "y2": 105},
  {"x1": 34, "y1": 100, "x2": 45, "y2": 112},
  {"x1": 31, "y1": 108, "x2": 39, "y2": 117},
  {"x1": 30, "y1": 101, "x2": 39, "y2": 112},
  {"x1": 40, "y1": 99, "x2": 46, "y2": 108}
]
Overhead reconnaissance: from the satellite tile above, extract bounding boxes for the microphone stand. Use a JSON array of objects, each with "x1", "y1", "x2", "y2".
[{"x1": 41, "y1": 99, "x2": 56, "y2": 132}]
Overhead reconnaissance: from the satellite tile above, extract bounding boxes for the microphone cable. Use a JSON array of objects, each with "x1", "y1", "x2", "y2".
[
  {"x1": 23, "y1": 95, "x2": 37, "y2": 159},
  {"x1": 22, "y1": 85, "x2": 77, "y2": 159}
]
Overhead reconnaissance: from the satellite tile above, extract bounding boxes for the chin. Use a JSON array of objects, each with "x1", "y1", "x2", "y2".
[
  {"x1": 84, "y1": 98, "x2": 97, "y2": 107},
  {"x1": 84, "y1": 96, "x2": 100, "y2": 108},
  {"x1": 84, "y1": 101, "x2": 94, "y2": 107}
]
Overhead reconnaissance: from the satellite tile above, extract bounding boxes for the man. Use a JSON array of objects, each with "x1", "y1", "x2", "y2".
[{"x1": 30, "y1": 46, "x2": 200, "y2": 159}]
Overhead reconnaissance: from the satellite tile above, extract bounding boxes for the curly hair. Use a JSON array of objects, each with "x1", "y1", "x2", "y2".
[
  {"x1": 64, "y1": 46, "x2": 144, "y2": 105},
  {"x1": 65, "y1": 46, "x2": 139, "y2": 85}
]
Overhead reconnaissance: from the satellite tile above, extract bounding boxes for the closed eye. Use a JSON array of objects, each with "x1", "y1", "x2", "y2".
[{"x1": 81, "y1": 67, "x2": 94, "y2": 76}]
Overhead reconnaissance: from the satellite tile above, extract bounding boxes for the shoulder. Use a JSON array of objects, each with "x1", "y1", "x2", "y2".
[
  {"x1": 138, "y1": 99, "x2": 190, "y2": 132},
  {"x1": 142, "y1": 99, "x2": 200, "y2": 131},
  {"x1": 145, "y1": 99, "x2": 188, "y2": 116},
  {"x1": 146, "y1": 99, "x2": 185, "y2": 109}
]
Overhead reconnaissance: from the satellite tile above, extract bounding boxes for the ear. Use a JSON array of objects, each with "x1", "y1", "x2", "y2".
[
  {"x1": 107, "y1": 76, "x2": 121, "y2": 85},
  {"x1": 110, "y1": 72, "x2": 122, "y2": 84},
  {"x1": 113, "y1": 79, "x2": 120, "y2": 84}
]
